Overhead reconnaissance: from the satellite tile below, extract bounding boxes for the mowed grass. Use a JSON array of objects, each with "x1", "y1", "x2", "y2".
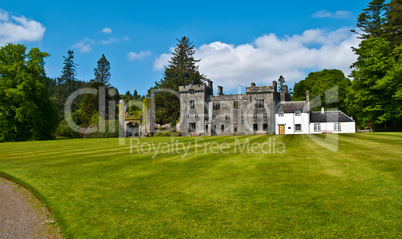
[{"x1": 0, "y1": 133, "x2": 401, "y2": 238}]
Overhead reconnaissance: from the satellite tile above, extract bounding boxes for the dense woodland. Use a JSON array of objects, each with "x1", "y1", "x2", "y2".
[{"x1": 0, "y1": 0, "x2": 400, "y2": 141}]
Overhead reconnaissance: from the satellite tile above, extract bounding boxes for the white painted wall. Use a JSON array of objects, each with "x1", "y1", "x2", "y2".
[
  {"x1": 275, "y1": 112, "x2": 310, "y2": 134},
  {"x1": 309, "y1": 122, "x2": 356, "y2": 134}
]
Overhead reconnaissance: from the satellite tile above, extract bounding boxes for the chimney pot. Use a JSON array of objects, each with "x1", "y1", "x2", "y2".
[
  {"x1": 218, "y1": 86, "x2": 223, "y2": 95},
  {"x1": 272, "y1": 81, "x2": 277, "y2": 93}
]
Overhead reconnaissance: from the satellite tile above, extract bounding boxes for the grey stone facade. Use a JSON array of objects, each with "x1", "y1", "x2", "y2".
[{"x1": 179, "y1": 80, "x2": 290, "y2": 136}]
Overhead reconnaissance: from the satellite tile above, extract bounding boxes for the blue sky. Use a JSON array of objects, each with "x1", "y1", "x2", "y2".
[{"x1": 1, "y1": 1, "x2": 369, "y2": 95}]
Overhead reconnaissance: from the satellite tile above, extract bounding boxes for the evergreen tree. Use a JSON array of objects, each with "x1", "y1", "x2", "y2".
[
  {"x1": 80, "y1": 54, "x2": 115, "y2": 126},
  {"x1": 384, "y1": 0, "x2": 402, "y2": 50},
  {"x1": 278, "y1": 75, "x2": 285, "y2": 92},
  {"x1": 154, "y1": 36, "x2": 207, "y2": 124},
  {"x1": 125, "y1": 90, "x2": 131, "y2": 97},
  {"x1": 351, "y1": 0, "x2": 387, "y2": 39},
  {"x1": 133, "y1": 90, "x2": 138, "y2": 99},
  {"x1": 54, "y1": 50, "x2": 79, "y2": 117},
  {"x1": 93, "y1": 54, "x2": 111, "y2": 85}
]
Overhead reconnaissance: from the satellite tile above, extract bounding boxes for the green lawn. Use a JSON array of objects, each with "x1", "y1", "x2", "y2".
[{"x1": 0, "y1": 133, "x2": 401, "y2": 238}]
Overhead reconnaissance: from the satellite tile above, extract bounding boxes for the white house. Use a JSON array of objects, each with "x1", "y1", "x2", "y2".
[
  {"x1": 309, "y1": 109, "x2": 355, "y2": 134},
  {"x1": 274, "y1": 92, "x2": 355, "y2": 135},
  {"x1": 275, "y1": 101, "x2": 310, "y2": 135}
]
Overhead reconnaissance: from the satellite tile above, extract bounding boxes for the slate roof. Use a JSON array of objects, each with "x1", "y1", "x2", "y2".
[
  {"x1": 276, "y1": 101, "x2": 309, "y2": 113},
  {"x1": 310, "y1": 111, "x2": 354, "y2": 123}
]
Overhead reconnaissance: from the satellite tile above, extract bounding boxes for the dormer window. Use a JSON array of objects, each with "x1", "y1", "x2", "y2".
[
  {"x1": 279, "y1": 110, "x2": 284, "y2": 116},
  {"x1": 295, "y1": 109, "x2": 300, "y2": 116},
  {"x1": 190, "y1": 89, "x2": 195, "y2": 94}
]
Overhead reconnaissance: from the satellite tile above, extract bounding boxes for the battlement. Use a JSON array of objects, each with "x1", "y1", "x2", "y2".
[
  {"x1": 245, "y1": 84, "x2": 274, "y2": 94},
  {"x1": 179, "y1": 84, "x2": 209, "y2": 92},
  {"x1": 211, "y1": 94, "x2": 248, "y2": 101}
]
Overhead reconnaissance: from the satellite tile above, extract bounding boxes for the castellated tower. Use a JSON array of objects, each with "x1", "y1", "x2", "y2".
[{"x1": 179, "y1": 80, "x2": 289, "y2": 136}]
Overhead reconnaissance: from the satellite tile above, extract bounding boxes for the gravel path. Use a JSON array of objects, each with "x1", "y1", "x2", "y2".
[{"x1": 0, "y1": 178, "x2": 62, "y2": 239}]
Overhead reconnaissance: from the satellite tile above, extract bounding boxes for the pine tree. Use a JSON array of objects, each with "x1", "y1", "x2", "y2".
[
  {"x1": 351, "y1": 0, "x2": 387, "y2": 39},
  {"x1": 155, "y1": 36, "x2": 206, "y2": 91},
  {"x1": 278, "y1": 75, "x2": 285, "y2": 92},
  {"x1": 93, "y1": 54, "x2": 111, "y2": 85},
  {"x1": 153, "y1": 36, "x2": 207, "y2": 124},
  {"x1": 54, "y1": 50, "x2": 79, "y2": 117},
  {"x1": 384, "y1": 0, "x2": 402, "y2": 50},
  {"x1": 133, "y1": 90, "x2": 138, "y2": 99}
]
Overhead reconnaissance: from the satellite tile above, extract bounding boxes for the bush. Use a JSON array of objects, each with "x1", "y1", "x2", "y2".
[
  {"x1": 162, "y1": 131, "x2": 170, "y2": 137},
  {"x1": 83, "y1": 120, "x2": 122, "y2": 138}
]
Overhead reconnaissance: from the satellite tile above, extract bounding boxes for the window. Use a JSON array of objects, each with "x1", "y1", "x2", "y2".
[
  {"x1": 334, "y1": 123, "x2": 341, "y2": 131},
  {"x1": 279, "y1": 110, "x2": 284, "y2": 116},
  {"x1": 314, "y1": 123, "x2": 321, "y2": 132},
  {"x1": 195, "y1": 114, "x2": 198, "y2": 118},
  {"x1": 225, "y1": 115, "x2": 230, "y2": 120},
  {"x1": 253, "y1": 124, "x2": 258, "y2": 132},
  {"x1": 263, "y1": 113, "x2": 267, "y2": 118},
  {"x1": 234, "y1": 101, "x2": 240, "y2": 109},
  {"x1": 189, "y1": 123, "x2": 196, "y2": 132},
  {"x1": 295, "y1": 124, "x2": 301, "y2": 131},
  {"x1": 255, "y1": 99, "x2": 264, "y2": 108},
  {"x1": 186, "y1": 114, "x2": 189, "y2": 118},
  {"x1": 234, "y1": 127, "x2": 238, "y2": 133},
  {"x1": 189, "y1": 89, "x2": 195, "y2": 94},
  {"x1": 295, "y1": 109, "x2": 301, "y2": 116},
  {"x1": 263, "y1": 123, "x2": 268, "y2": 131},
  {"x1": 205, "y1": 125, "x2": 208, "y2": 132},
  {"x1": 190, "y1": 100, "x2": 195, "y2": 109},
  {"x1": 221, "y1": 125, "x2": 224, "y2": 132},
  {"x1": 213, "y1": 102, "x2": 220, "y2": 110},
  {"x1": 253, "y1": 113, "x2": 257, "y2": 119}
]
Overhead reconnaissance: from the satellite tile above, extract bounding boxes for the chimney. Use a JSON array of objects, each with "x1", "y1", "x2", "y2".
[
  {"x1": 284, "y1": 85, "x2": 288, "y2": 94},
  {"x1": 207, "y1": 80, "x2": 212, "y2": 89},
  {"x1": 321, "y1": 107, "x2": 324, "y2": 113},
  {"x1": 251, "y1": 82, "x2": 256, "y2": 87},
  {"x1": 218, "y1": 86, "x2": 223, "y2": 95},
  {"x1": 306, "y1": 91, "x2": 309, "y2": 102},
  {"x1": 272, "y1": 81, "x2": 277, "y2": 93}
]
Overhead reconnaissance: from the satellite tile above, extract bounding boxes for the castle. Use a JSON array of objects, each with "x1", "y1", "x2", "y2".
[
  {"x1": 179, "y1": 80, "x2": 291, "y2": 136},
  {"x1": 179, "y1": 80, "x2": 355, "y2": 136}
]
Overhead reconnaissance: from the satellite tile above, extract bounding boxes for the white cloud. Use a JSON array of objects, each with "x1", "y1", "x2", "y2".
[
  {"x1": 312, "y1": 10, "x2": 352, "y2": 19},
  {"x1": 153, "y1": 28, "x2": 360, "y2": 91},
  {"x1": 72, "y1": 38, "x2": 95, "y2": 53},
  {"x1": 127, "y1": 50, "x2": 151, "y2": 61},
  {"x1": 101, "y1": 27, "x2": 112, "y2": 34},
  {"x1": 101, "y1": 38, "x2": 118, "y2": 45},
  {"x1": 0, "y1": 9, "x2": 46, "y2": 46}
]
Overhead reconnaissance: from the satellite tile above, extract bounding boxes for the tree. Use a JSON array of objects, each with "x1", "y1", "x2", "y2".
[
  {"x1": 0, "y1": 43, "x2": 59, "y2": 141},
  {"x1": 53, "y1": 50, "x2": 81, "y2": 117},
  {"x1": 278, "y1": 75, "x2": 285, "y2": 92},
  {"x1": 133, "y1": 90, "x2": 138, "y2": 99},
  {"x1": 346, "y1": 37, "x2": 402, "y2": 128},
  {"x1": 351, "y1": 0, "x2": 387, "y2": 39},
  {"x1": 125, "y1": 90, "x2": 131, "y2": 97},
  {"x1": 384, "y1": 0, "x2": 402, "y2": 50},
  {"x1": 93, "y1": 54, "x2": 111, "y2": 85},
  {"x1": 154, "y1": 36, "x2": 207, "y2": 124},
  {"x1": 80, "y1": 54, "x2": 115, "y2": 126},
  {"x1": 292, "y1": 69, "x2": 351, "y2": 112}
]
